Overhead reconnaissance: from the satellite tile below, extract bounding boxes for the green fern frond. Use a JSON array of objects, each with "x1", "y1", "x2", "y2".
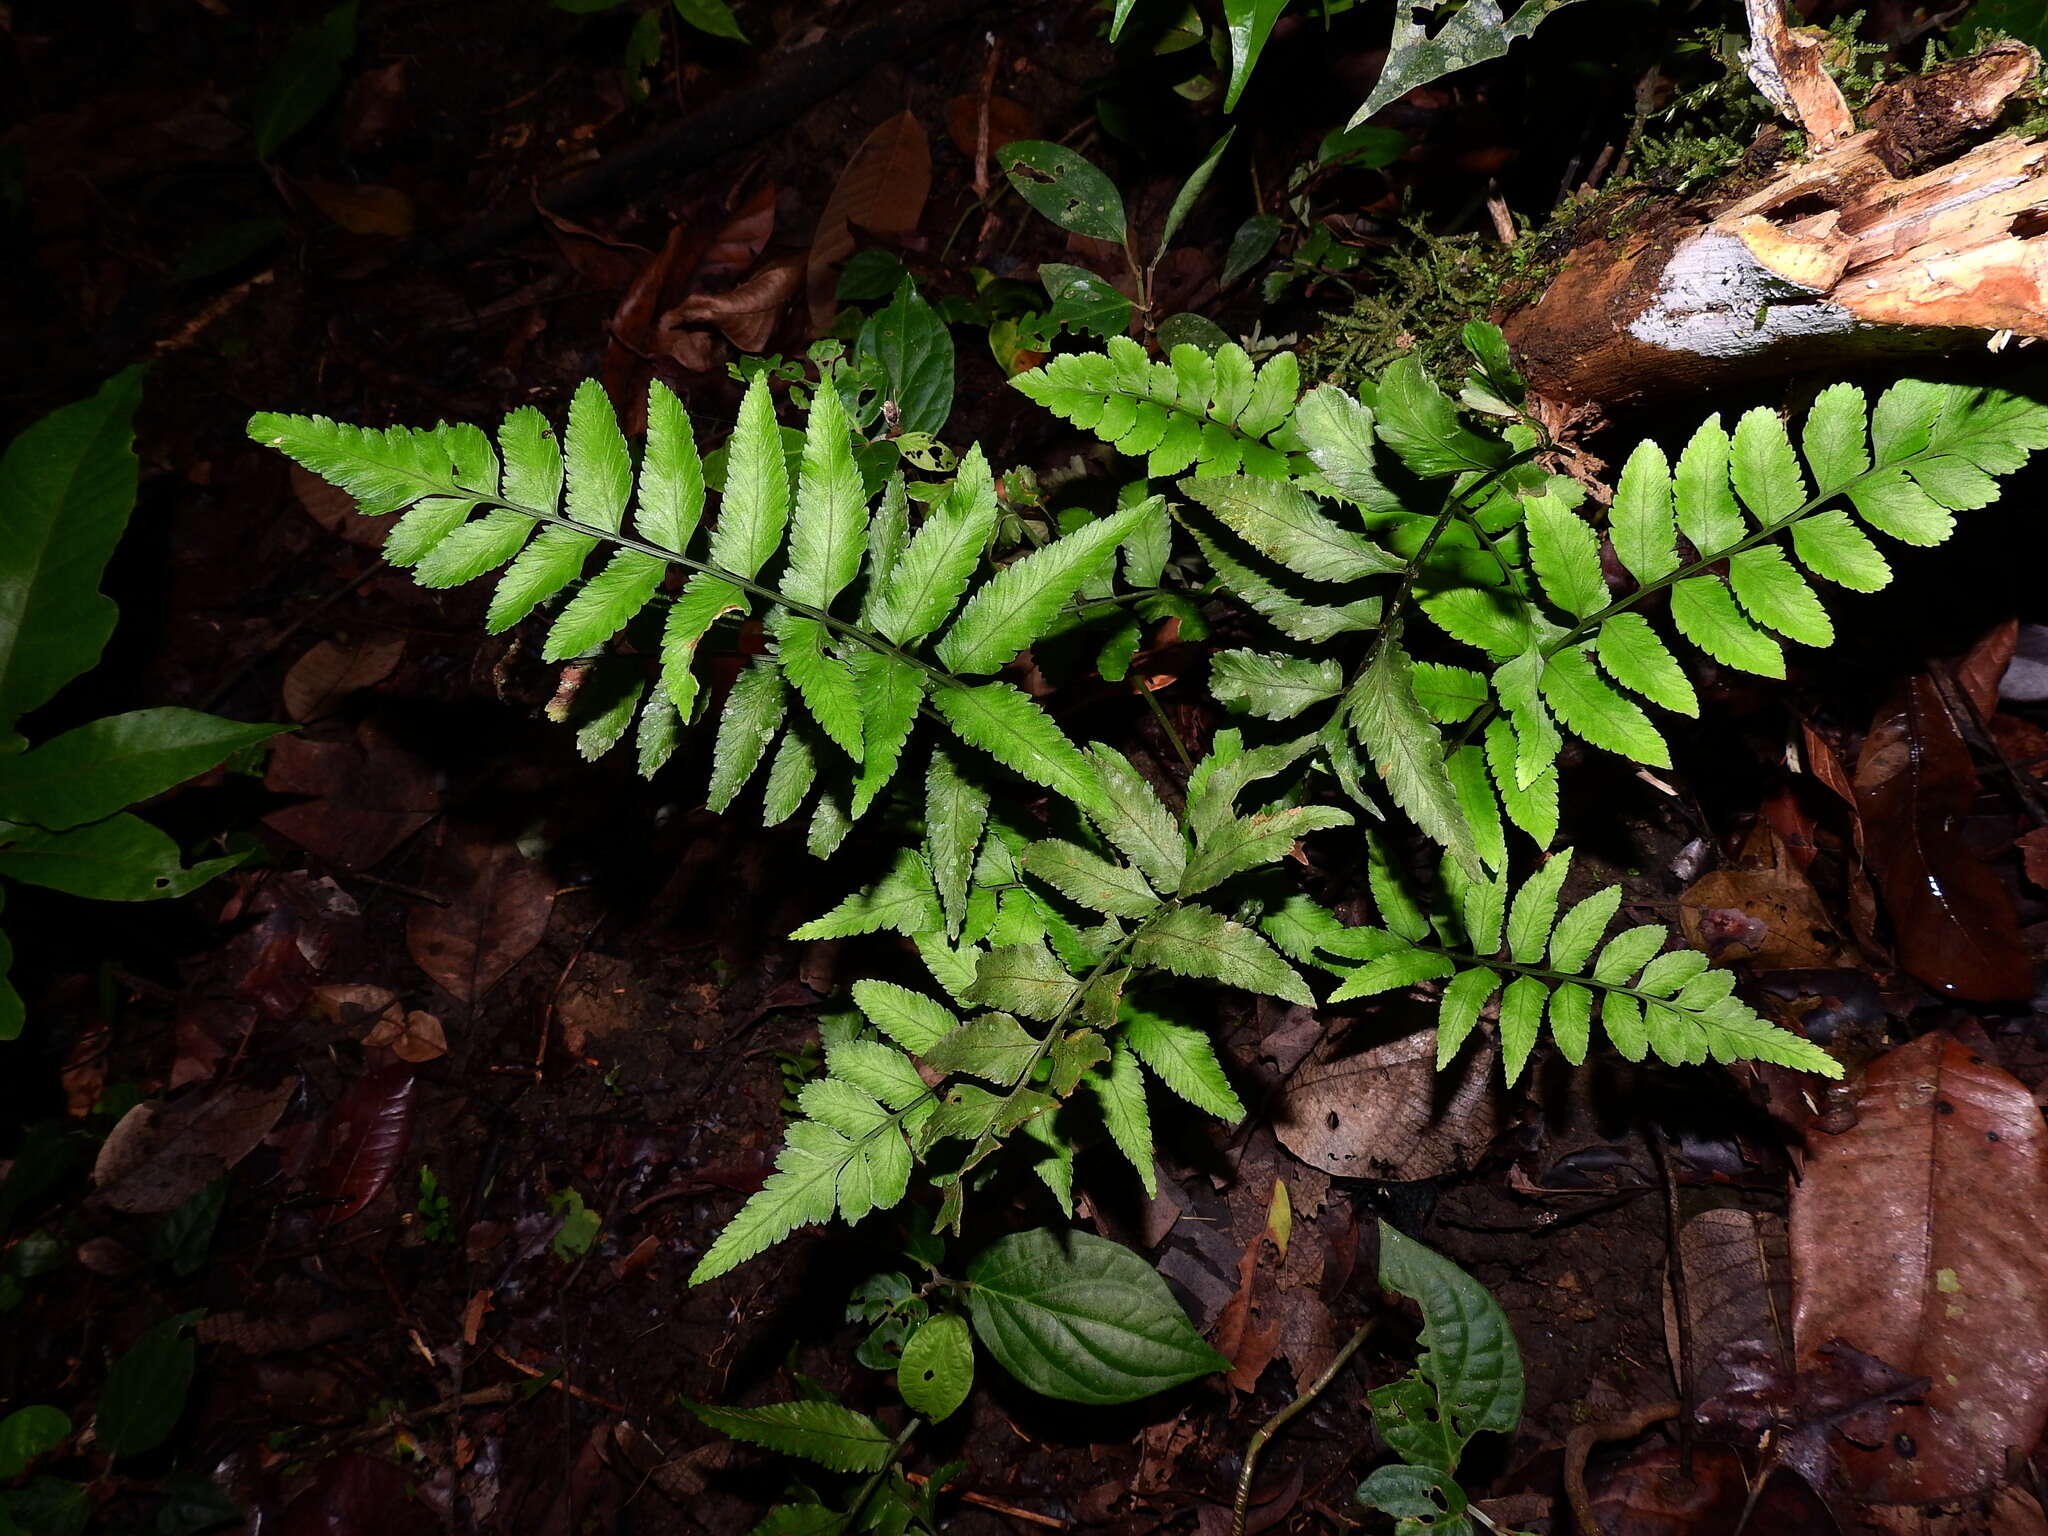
[
  {"x1": 252, "y1": 378, "x2": 1160, "y2": 847},
  {"x1": 1268, "y1": 852, "x2": 1842, "y2": 1085},
  {"x1": 1011, "y1": 338, "x2": 1304, "y2": 478}
]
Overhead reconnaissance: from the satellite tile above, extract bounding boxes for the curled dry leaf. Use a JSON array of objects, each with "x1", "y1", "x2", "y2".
[
  {"x1": 807, "y1": 110, "x2": 930, "y2": 326},
  {"x1": 1678, "y1": 823, "x2": 1846, "y2": 970},
  {"x1": 1790, "y1": 1030, "x2": 2048, "y2": 1501},
  {"x1": 282, "y1": 636, "x2": 404, "y2": 723},
  {"x1": 315, "y1": 1065, "x2": 417, "y2": 1225},
  {"x1": 700, "y1": 182, "x2": 776, "y2": 278},
  {"x1": 406, "y1": 839, "x2": 554, "y2": 1003},
  {"x1": 1273, "y1": 1025, "x2": 1501, "y2": 1180},
  {"x1": 1955, "y1": 619, "x2": 2018, "y2": 718},
  {"x1": 667, "y1": 258, "x2": 803, "y2": 353},
  {"x1": 363, "y1": 1007, "x2": 447, "y2": 1063},
  {"x1": 93, "y1": 1077, "x2": 297, "y2": 1214},
  {"x1": 1852, "y1": 675, "x2": 2032, "y2": 1001}
]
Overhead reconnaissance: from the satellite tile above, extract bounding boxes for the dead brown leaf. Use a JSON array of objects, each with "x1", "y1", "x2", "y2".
[
  {"x1": 282, "y1": 636, "x2": 404, "y2": 723},
  {"x1": 943, "y1": 94, "x2": 1040, "y2": 157},
  {"x1": 667, "y1": 258, "x2": 802, "y2": 353},
  {"x1": 1957, "y1": 620, "x2": 2020, "y2": 718},
  {"x1": 701, "y1": 183, "x2": 777, "y2": 278},
  {"x1": 364, "y1": 1007, "x2": 447, "y2": 1063},
  {"x1": 1274, "y1": 1024, "x2": 1501, "y2": 1180},
  {"x1": 1663, "y1": 1208, "x2": 1792, "y2": 1404},
  {"x1": 1790, "y1": 1030, "x2": 2048, "y2": 1501},
  {"x1": 93, "y1": 1077, "x2": 297, "y2": 1214},
  {"x1": 1853, "y1": 675, "x2": 2032, "y2": 1000},
  {"x1": 1679, "y1": 823, "x2": 1846, "y2": 969},
  {"x1": 808, "y1": 110, "x2": 930, "y2": 326},
  {"x1": 406, "y1": 839, "x2": 554, "y2": 1002},
  {"x1": 301, "y1": 180, "x2": 416, "y2": 237},
  {"x1": 262, "y1": 722, "x2": 442, "y2": 868}
]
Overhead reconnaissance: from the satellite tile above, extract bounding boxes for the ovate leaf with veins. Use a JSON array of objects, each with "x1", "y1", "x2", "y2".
[{"x1": 966, "y1": 1227, "x2": 1228, "y2": 1404}]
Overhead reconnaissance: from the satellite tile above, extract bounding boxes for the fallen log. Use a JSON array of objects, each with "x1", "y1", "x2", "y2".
[{"x1": 1502, "y1": 41, "x2": 2047, "y2": 411}]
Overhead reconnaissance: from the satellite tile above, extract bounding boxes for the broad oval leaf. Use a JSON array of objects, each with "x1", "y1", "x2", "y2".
[
  {"x1": 897, "y1": 1313, "x2": 974, "y2": 1422},
  {"x1": 999, "y1": 142, "x2": 1127, "y2": 244},
  {"x1": 966, "y1": 1227, "x2": 1228, "y2": 1404}
]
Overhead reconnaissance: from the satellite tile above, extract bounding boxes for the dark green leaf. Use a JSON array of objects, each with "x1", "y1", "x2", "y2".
[
  {"x1": 0, "y1": 368, "x2": 145, "y2": 747},
  {"x1": 0, "y1": 710, "x2": 288, "y2": 831},
  {"x1": 249, "y1": 3, "x2": 358, "y2": 160},
  {"x1": 856, "y1": 280, "x2": 955, "y2": 437},
  {"x1": 98, "y1": 1313, "x2": 200, "y2": 1458},
  {"x1": 999, "y1": 142, "x2": 1128, "y2": 244},
  {"x1": 966, "y1": 1227, "x2": 1228, "y2": 1403}
]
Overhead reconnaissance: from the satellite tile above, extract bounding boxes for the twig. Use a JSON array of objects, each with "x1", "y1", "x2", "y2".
[
  {"x1": 902, "y1": 1472, "x2": 1066, "y2": 1529},
  {"x1": 1229, "y1": 1319, "x2": 1377, "y2": 1536}
]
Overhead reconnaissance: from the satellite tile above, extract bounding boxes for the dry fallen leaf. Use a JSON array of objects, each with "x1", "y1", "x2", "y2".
[
  {"x1": 667, "y1": 257, "x2": 802, "y2": 353},
  {"x1": 1663, "y1": 1207, "x2": 1791, "y2": 1405},
  {"x1": 301, "y1": 180, "x2": 416, "y2": 237},
  {"x1": 363, "y1": 1007, "x2": 447, "y2": 1063},
  {"x1": 1274, "y1": 1025, "x2": 1501, "y2": 1180},
  {"x1": 1678, "y1": 823, "x2": 1846, "y2": 969},
  {"x1": 282, "y1": 636, "x2": 404, "y2": 722},
  {"x1": 263, "y1": 722, "x2": 443, "y2": 869},
  {"x1": 93, "y1": 1077, "x2": 297, "y2": 1214},
  {"x1": 943, "y1": 94, "x2": 1040, "y2": 157},
  {"x1": 406, "y1": 839, "x2": 555, "y2": 1003},
  {"x1": 1853, "y1": 675, "x2": 2032, "y2": 1001},
  {"x1": 1790, "y1": 1030, "x2": 2048, "y2": 1501},
  {"x1": 807, "y1": 110, "x2": 930, "y2": 326}
]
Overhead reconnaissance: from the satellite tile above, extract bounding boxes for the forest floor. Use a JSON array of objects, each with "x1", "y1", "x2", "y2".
[{"x1": 7, "y1": 1, "x2": 2048, "y2": 1533}]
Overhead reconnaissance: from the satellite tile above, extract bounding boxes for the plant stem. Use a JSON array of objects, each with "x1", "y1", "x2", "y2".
[
  {"x1": 844, "y1": 1416, "x2": 923, "y2": 1526},
  {"x1": 1136, "y1": 673, "x2": 1195, "y2": 774},
  {"x1": 1229, "y1": 1318, "x2": 1377, "y2": 1536}
]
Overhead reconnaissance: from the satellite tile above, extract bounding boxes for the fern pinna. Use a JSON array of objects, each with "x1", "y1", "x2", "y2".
[{"x1": 255, "y1": 337, "x2": 2047, "y2": 1284}]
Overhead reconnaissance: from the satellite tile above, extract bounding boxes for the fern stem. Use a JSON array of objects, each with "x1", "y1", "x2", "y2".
[
  {"x1": 1400, "y1": 940, "x2": 1693, "y2": 1009},
  {"x1": 1135, "y1": 674, "x2": 1195, "y2": 775}
]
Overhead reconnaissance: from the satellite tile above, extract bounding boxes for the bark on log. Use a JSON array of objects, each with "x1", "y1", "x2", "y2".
[{"x1": 1503, "y1": 45, "x2": 2048, "y2": 411}]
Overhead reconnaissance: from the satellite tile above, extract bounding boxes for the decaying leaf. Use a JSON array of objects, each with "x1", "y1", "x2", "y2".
[
  {"x1": 667, "y1": 258, "x2": 802, "y2": 353},
  {"x1": 282, "y1": 635, "x2": 404, "y2": 723},
  {"x1": 1274, "y1": 1025, "x2": 1501, "y2": 1180},
  {"x1": 1679, "y1": 823, "x2": 1846, "y2": 970},
  {"x1": 363, "y1": 1006, "x2": 447, "y2": 1063},
  {"x1": 314, "y1": 1066, "x2": 417, "y2": 1225},
  {"x1": 405, "y1": 838, "x2": 554, "y2": 1002},
  {"x1": 1852, "y1": 676, "x2": 2031, "y2": 1001},
  {"x1": 93, "y1": 1077, "x2": 296, "y2": 1214},
  {"x1": 1790, "y1": 1030, "x2": 2048, "y2": 1501},
  {"x1": 1663, "y1": 1207, "x2": 1791, "y2": 1405},
  {"x1": 807, "y1": 110, "x2": 930, "y2": 326},
  {"x1": 262, "y1": 722, "x2": 443, "y2": 868},
  {"x1": 299, "y1": 180, "x2": 416, "y2": 237}
]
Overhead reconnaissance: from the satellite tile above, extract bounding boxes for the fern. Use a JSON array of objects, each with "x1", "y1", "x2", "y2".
[
  {"x1": 251, "y1": 379, "x2": 1159, "y2": 853},
  {"x1": 1012, "y1": 338, "x2": 1306, "y2": 478},
  {"x1": 690, "y1": 730, "x2": 1344, "y2": 1282},
  {"x1": 1433, "y1": 379, "x2": 2048, "y2": 793},
  {"x1": 1265, "y1": 850, "x2": 1841, "y2": 1085}
]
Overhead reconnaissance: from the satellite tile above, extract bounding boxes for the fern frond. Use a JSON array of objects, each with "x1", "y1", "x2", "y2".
[
  {"x1": 1417, "y1": 377, "x2": 2048, "y2": 806},
  {"x1": 1279, "y1": 852, "x2": 1842, "y2": 1085},
  {"x1": 1011, "y1": 339, "x2": 1304, "y2": 478},
  {"x1": 254, "y1": 377, "x2": 1159, "y2": 847}
]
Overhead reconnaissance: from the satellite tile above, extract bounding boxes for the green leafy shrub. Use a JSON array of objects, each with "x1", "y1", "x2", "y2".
[{"x1": 1, "y1": 370, "x2": 289, "y2": 1037}]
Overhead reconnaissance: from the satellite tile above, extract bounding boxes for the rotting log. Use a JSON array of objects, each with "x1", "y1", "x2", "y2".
[{"x1": 1502, "y1": 42, "x2": 2048, "y2": 413}]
